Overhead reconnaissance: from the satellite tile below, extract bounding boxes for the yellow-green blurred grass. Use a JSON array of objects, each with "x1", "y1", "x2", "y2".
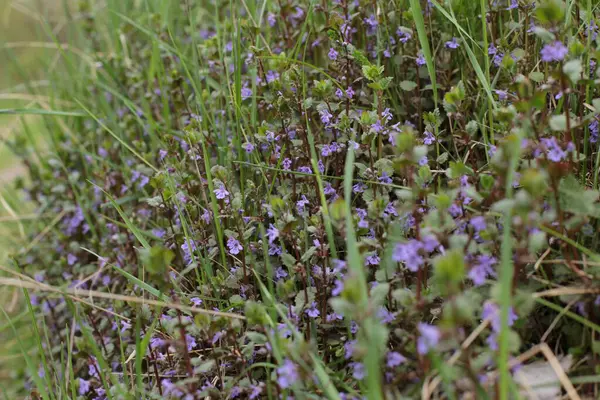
[
  {"x1": 0, "y1": 1, "x2": 63, "y2": 394},
  {"x1": 0, "y1": 0, "x2": 64, "y2": 173}
]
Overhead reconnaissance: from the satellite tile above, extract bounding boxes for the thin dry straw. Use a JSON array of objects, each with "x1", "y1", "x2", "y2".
[{"x1": 0, "y1": 277, "x2": 245, "y2": 320}]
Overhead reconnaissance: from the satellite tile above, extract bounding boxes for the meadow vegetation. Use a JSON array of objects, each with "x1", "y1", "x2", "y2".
[{"x1": 3, "y1": 0, "x2": 600, "y2": 398}]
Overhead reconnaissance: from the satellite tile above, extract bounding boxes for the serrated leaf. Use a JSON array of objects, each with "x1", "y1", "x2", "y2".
[
  {"x1": 295, "y1": 287, "x2": 316, "y2": 310},
  {"x1": 436, "y1": 152, "x2": 449, "y2": 164},
  {"x1": 559, "y1": 175, "x2": 600, "y2": 217},
  {"x1": 145, "y1": 196, "x2": 163, "y2": 207}
]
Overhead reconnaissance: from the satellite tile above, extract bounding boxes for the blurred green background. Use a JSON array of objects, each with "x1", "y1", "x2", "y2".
[{"x1": 0, "y1": 0, "x2": 61, "y2": 389}]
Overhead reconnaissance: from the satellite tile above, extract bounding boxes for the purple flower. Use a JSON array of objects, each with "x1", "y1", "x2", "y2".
[
  {"x1": 214, "y1": 184, "x2": 229, "y2": 199},
  {"x1": 344, "y1": 340, "x2": 357, "y2": 359},
  {"x1": 88, "y1": 356, "x2": 100, "y2": 378},
  {"x1": 277, "y1": 359, "x2": 299, "y2": 389},
  {"x1": 445, "y1": 37, "x2": 460, "y2": 49},
  {"x1": 418, "y1": 156, "x2": 429, "y2": 166},
  {"x1": 67, "y1": 253, "x2": 78, "y2": 266},
  {"x1": 266, "y1": 224, "x2": 279, "y2": 244},
  {"x1": 266, "y1": 70, "x2": 279, "y2": 83},
  {"x1": 378, "y1": 171, "x2": 393, "y2": 184},
  {"x1": 370, "y1": 119, "x2": 384, "y2": 133},
  {"x1": 482, "y1": 301, "x2": 518, "y2": 333},
  {"x1": 346, "y1": 86, "x2": 355, "y2": 99},
  {"x1": 493, "y1": 52, "x2": 505, "y2": 66},
  {"x1": 201, "y1": 209, "x2": 212, "y2": 224},
  {"x1": 448, "y1": 203, "x2": 463, "y2": 218},
  {"x1": 152, "y1": 228, "x2": 166, "y2": 238},
  {"x1": 296, "y1": 195, "x2": 310, "y2": 213},
  {"x1": 382, "y1": 108, "x2": 393, "y2": 122},
  {"x1": 181, "y1": 240, "x2": 197, "y2": 265},
  {"x1": 421, "y1": 234, "x2": 439, "y2": 253},
  {"x1": 540, "y1": 41, "x2": 568, "y2": 62},
  {"x1": 590, "y1": 119, "x2": 599, "y2": 143},
  {"x1": 397, "y1": 28, "x2": 412, "y2": 43},
  {"x1": 267, "y1": 13, "x2": 276, "y2": 26},
  {"x1": 305, "y1": 302, "x2": 320, "y2": 318},
  {"x1": 495, "y1": 89, "x2": 508, "y2": 101},
  {"x1": 318, "y1": 160, "x2": 325, "y2": 173},
  {"x1": 328, "y1": 47, "x2": 338, "y2": 61},
  {"x1": 211, "y1": 330, "x2": 225, "y2": 344},
  {"x1": 320, "y1": 109, "x2": 333, "y2": 125},
  {"x1": 79, "y1": 378, "x2": 91, "y2": 395},
  {"x1": 416, "y1": 52, "x2": 426, "y2": 66},
  {"x1": 158, "y1": 149, "x2": 168, "y2": 161},
  {"x1": 541, "y1": 137, "x2": 567, "y2": 162},
  {"x1": 350, "y1": 362, "x2": 365, "y2": 380},
  {"x1": 488, "y1": 44, "x2": 498, "y2": 55},
  {"x1": 326, "y1": 312, "x2": 343, "y2": 322},
  {"x1": 417, "y1": 323, "x2": 440, "y2": 354},
  {"x1": 470, "y1": 216, "x2": 487, "y2": 232},
  {"x1": 469, "y1": 255, "x2": 497, "y2": 286},
  {"x1": 364, "y1": 14, "x2": 378, "y2": 35},
  {"x1": 274, "y1": 266, "x2": 287, "y2": 279},
  {"x1": 282, "y1": 158, "x2": 292, "y2": 170},
  {"x1": 190, "y1": 297, "x2": 203, "y2": 307},
  {"x1": 230, "y1": 386, "x2": 242, "y2": 398},
  {"x1": 386, "y1": 351, "x2": 406, "y2": 368},
  {"x1": 423, "y1": 130, "x2": 436, "y2": 145},
  {"x1": 378, "y1": 307, "x2": 395, "y2": 324},
  {"x1": 265, "y1": 130, "x2": 276, "y2": 142},
  {"x1": 64, "y1": 207, "x2": 85, "y2": 235},
  {"x1": 241, "y1": 87, "x2": 252, "y2": 100},
  {"x1": 392, "y1": 240, "x2": 424, "y2": 272},
  {"x1": 332, "y1": 279, "x2": 344, "y2": 296},
  {"x1": 298, "y1": 166, "x2": 312, "y2": 174},
  {"x1": 227, "y1": 237, "x2": 243, "y2": 255},
  {"x1": 242, "y1": 142, "x2": 254, "y2": 153},
  {"x1": 335, "y1": 88, "x2": 344, "y2": 98},
  {"x1": 249, "y1": 383, "x2": 264, "y2": 399},
  {"x1": 383, "y1": 202, "x2": 398, "y2": 218},
  {"x1": 183, "y1": 334, "x2": 196, "y2": 351},
  {"x1": 324, "y1": 182, "x2": 336, "y2": 196},
  {"x1": 365, "y1": 253, "x2": 380, "y2": 266}
]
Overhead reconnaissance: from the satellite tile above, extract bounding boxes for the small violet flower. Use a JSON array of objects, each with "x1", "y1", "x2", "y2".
[
  {"x1": 227, "y1": 237, "x2": 243, "y2": 255},
  {"x1": 417, "y1": 323, "x2": 441, "y2": 355}
]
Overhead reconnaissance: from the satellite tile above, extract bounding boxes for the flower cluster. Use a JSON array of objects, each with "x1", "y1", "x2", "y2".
[{"x1": 10, "y1": 0, "x2": 600, "y2": 398}]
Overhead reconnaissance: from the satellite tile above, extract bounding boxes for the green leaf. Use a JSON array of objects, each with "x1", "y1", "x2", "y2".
[
  {"x1": 528, "y1": 71, "x2": 545, "y2": 82},
  {"x1": 400, "y1": 80, "x2": 418, "y2": 91},
  {"x1": 563, "y1": 59, "x2": 583, "y2": 82},
  {"x1": 140, "y1": 245, "x2": 174, "y2": 275},
  {"x1": 531, "y1": 26, "x2": 556, "y2": 43},
  {"x1": 281, "y1": 252, "x2": 297, "y2": 268},
  {"x1": 559, "y1": 175, "x2": 600, "y2": 217},
  {"x1": 433, "y1": 249, "x2": 465, "y2": 294},
  {"x1": 549, "y1": 115, "x2": 567, "y2": 131},
  {"x1": 301, "y1": 246, "x2": 318, "y2": 262}
]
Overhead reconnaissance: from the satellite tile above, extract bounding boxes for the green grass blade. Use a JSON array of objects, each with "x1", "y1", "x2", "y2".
[{"x1": 409, "y1": 0, "x2": 438, "y2": 106}]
